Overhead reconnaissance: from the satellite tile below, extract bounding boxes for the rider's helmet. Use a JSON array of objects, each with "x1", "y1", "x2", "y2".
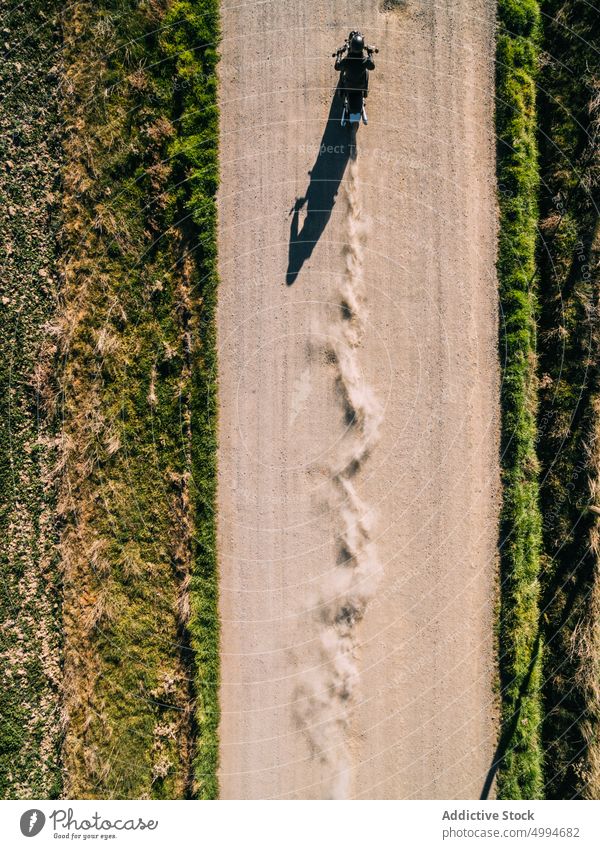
[{"x1": 349, "y1": 33, "x2": 365, "y2": 55}]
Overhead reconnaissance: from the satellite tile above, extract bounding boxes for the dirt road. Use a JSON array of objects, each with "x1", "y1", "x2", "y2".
[{"x1": 217, "y1": 0, "x2": 499, "y2": 799}]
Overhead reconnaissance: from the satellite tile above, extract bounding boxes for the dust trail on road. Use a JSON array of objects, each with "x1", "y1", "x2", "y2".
[{"x1": 293, "y1": 158, "x2": 384, "y2": 798}]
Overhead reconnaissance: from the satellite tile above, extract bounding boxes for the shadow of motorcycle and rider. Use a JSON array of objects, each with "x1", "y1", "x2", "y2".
[{"x1": 285, "y1": 82, "x2": 355, "y2": 286}]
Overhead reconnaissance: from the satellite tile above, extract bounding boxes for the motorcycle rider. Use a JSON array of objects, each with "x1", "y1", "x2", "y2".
[{"x1": 334, "y1": 32, "x2": 375, "y2": 124}]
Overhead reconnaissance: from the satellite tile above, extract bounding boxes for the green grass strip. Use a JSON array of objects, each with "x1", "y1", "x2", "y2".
[
  {"x1": 161, "y1": 0, "x2": 221, "y2": 800},
  {"x1": 0, "y1": 0, "x2": 63, "y2": 799},
  {"x1": 59, "y1": 0, "x2": 220, "y2": 798},
  {"x1": 495, "y1": 0, "x2": 544, "y2": 799}
]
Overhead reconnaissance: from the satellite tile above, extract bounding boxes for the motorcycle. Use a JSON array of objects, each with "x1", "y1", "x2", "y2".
[{"x1": 332, "y1": 36, "x2": 378, "y2": 133}]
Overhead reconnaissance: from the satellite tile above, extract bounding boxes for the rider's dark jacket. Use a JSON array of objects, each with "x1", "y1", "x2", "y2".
[{"x1": 335, "y1": 52, "x2": 375, "y2": 90}]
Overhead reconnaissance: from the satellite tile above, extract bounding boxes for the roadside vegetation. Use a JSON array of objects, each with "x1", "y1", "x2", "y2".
[
  {"x1": 0, "y1": 0, "x2": 63, "y2": 799},
  {"x1": 58, "y1": 0, "x2": 220, "y2": 798},
  {"x1": 495, "y1": 0, "x2": 544, "y2": 799},
  {"x1": 536, "y1": 0, "x2": 600, "y2": 799},
  {"x1": 495, "y1": 0, "x2": 599, "y2": 800},
  {"x1": 0, "y1": 0, "x2": 219, "y2": 800}
]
